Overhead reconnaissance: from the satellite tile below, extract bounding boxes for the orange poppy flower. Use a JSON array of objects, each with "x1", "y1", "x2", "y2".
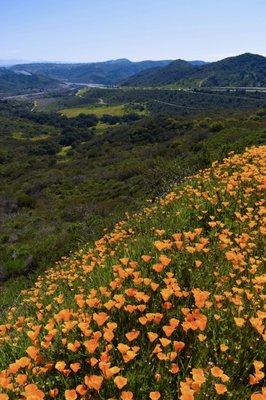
[
  {"x1": 49, "y1": 389, "x2": 59, "y2": 398},
  {"x1": 160, "y1": 288, "x2": 173, "y2": 301},
  {"x1": 173, "y1": 341, "x2": 185, "y2": 351},
  {"x1": 141, "y1": 255, "x2": 152, "y2": 262},
  {"x1": 70, "y1": 363, "x2": 81, "y2": 373},
  {"x1": 152, "y1": 263, "x2": 164, "y2": 273},
  {"x1": 147, "y1": 332, "x2": 158, "y2": 342},
  {"x1": 114, "y1": 375, "x2": 128, "y2": 389},
  {"x1": 162, "y1": 325, "x2": 175, "y2": 337},
  {"x1": 84, "y1": 339, "x2": 99, "y2": 353},
  {"x1": 17, "y1": 357, "x2": 31, "y2": 368},
  {"x1": 214, "y1": 384, "x2": 227, "y2": 394},
  {"x1": 125, "y1": 330, "x2": 140, "y2": 342},
  {"x1": 170, "y1": 363, "x2": 180, "y2": 374},
  {"x1": 150, "y1": 282, "x2": 159, "y2": 291},
  {"x1": 172, "y1": 232, "x2": 182, "y2": 241},
  {"x1": 198, "y1": 334, "x2": 206, "y2": 342},
  {"x1": 65, "y1": 389, "x2": 77, "y2": 400},
  {"x1": 251, "y1": 389, "x2": 266, "y2": 400},
  {"x1": 26, "y1": 346, "x2": 39, "y2": 360},
  {"x1": 253, "y1": 361, "x2": 264, "y2": 371},
  {"x1": 55, "y1": 361, "x2": 66, "y2": 372},
  {"x1": 107, "y1": 366, "x2": 121, "y2": 378},
  {"x1": 211, "y1": 367, "x2": 223, "y2": 378},
  {"x1": 120, "y1": 257, "x2": 129, "y2": 265},
  {"x1": 103, "y1": 329, "x2": 115, "y2": 342},
  {"x1": 159, "y1": 337, "x2": 171, "y2": 347},
  {"x1": 149, "y1": 392, "x2": 161, "y2": 400},
  {"x1": 154, "y1": 240, "x2": 172, "y2": 251},
  {"x1": 15, "y1": 374, "x2": 27, "y2": 385},
  {"x1": 155, "y1": 229, "x2": 165, "y2": 236},
  {"x1": 67, "y1": 340, "x2": 81, "y2": 352},
  {"x1": 117, "y1": 343, "x2": 130, "y2": 354},
  {"x1": 192, "y1": 368, "x2": 205, "y2": 385},
  {"x1": 76, "y1": 384, "x2": 87, "y2": 395},
  {"x1": 158, "y1": 255, "x2": 171, "y2": 266},
  {"x1": 220, "y1": 343, "x2": 229, "y2": 352},
  {"x1": 121, "y1": 391, "x2": 134, "y2": 400},
  {"x1": 93, "y1": 312, "x2": 109, "y2": 326},
  {"x1": 84, "y1": 375, "x2": 103, "y2": 391},
  {"x1": 24, "y1": 384, "x2": 45, "y2": 400},
  {"x1": 192, "y1": 289, "x2": 210, "y2": 308},
  {"x1": 180, "y1": 384, "x2": 194, "y2": 400}
]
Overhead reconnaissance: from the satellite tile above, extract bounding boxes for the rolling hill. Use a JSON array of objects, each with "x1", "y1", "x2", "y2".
[
  {"x1": 122, "y1": 59, "x2": 196, "y2": 86},
  {"x1": 0, "y1": 68, "x2": 59, "y2": 94},
  {"x1": 122, "y1": 53, "x2": 266, "y2": 87},
  {"x1": 10, "y1": 59, "x2": 172, "y2": 85},
  {"x1": 0, "y1": 145, "x2": 265, "y2": 399}
]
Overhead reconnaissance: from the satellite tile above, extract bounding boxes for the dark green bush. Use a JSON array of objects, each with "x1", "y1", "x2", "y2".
[{"x1": 17, "y1": 193, "x2": 36, "y2": 209}]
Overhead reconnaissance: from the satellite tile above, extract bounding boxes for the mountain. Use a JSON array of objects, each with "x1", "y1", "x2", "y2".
[
  {"x1": 0, "y1": 68, "x2": 59, "y2": 94},
  {"x1": 188, "y1": 60, "x2": 209, "y2": 66},
  {"x1": 187, "y1": 53, "x2": 266, "y2": 87},
  {"x1": 122, "y1": 59, "x2": 196, "y2": 86},
  {"x1": 4, "y1": 54, "x2": 265, "y2": 91},
  {"x1": 122, "y1": 53, "x2": 266, "y2": 87},
  {"x1": 10, "y1": 59, "x2": 172, "y2": 85},
  {"x1": 0, "y1": 59, "x2": 33, "y2": 66}
]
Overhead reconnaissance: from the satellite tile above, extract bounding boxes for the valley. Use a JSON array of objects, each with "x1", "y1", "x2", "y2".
[{"x1": 0, "y1": 82, "x2": 265, "y2": 307}]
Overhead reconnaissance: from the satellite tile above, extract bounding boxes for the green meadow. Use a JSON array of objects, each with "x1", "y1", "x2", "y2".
[{"x1": 60, "y1": 104, "x2": 127, "y2": 118}]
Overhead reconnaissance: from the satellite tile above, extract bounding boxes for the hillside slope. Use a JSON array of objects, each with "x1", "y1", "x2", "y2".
[
  {"x1": 123, "y1": 53, "x2": 266, "y2": 87},
  {"x1": 122, "y1": 60, "x2": 196, "y2": 86},
  {"x1": 0, "y1": 146, "x2": 265, "y2": 399},
  {"x1": 0, "y1": 68, "x2": 59, "y2": 94},
  {"x1": 187, "y1": 53, "x2": 266, "y2": 88}
]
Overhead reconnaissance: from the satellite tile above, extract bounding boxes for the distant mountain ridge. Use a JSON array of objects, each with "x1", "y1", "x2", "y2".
[
  {"x1": 122, "y1": 53, "x2": 266, "y2": 87},
  {"x1": 0, "y1": 59, "x2": 33, "y2": 67},
  {"x1": 188, "y1": 60, "x2": 209, "y2": 66},
  {"x1": 2, "y1": 54, "x2": 264, "y2": 92},
  {"x1": 10, "y1": 59, "x2": 173, "y2": 86}
]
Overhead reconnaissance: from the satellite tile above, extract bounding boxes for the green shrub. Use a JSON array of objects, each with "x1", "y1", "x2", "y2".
[
  {"x1": 209, "y1": 121, "x2": 224, "y2": 132},
  {"x1": 17, "y1": 193, "x2": 36, "y2": 209}
]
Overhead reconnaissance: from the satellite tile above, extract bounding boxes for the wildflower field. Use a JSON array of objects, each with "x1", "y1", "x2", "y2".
[{"x1": 0, "y1": 146, "x2": 265, "y2": 400}]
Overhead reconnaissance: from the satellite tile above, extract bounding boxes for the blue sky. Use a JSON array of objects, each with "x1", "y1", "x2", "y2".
[{"x1": 0, "y1": 0, "x2": 265, "y2": 62}]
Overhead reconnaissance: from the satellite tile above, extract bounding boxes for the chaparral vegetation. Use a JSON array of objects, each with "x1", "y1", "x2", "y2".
[{"x1": 0, "y1": 146, "x2": 265, "y2": 399}]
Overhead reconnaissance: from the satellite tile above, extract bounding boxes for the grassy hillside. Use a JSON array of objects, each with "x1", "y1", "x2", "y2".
[{"x1": 0, "y1": 146, "x2": 265, "y2": 399}]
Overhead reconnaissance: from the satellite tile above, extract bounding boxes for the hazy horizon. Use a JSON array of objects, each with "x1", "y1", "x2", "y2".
[
  {"x1": 1, "y1": 52, "x2": 265, "y2": 66},
  {"x1": 1, "y1": 0, "x2": 265, "y2": 63}
]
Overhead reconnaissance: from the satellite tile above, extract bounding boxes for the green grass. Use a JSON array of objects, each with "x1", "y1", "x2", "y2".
[
  {"x1": 94, "y1": 122, "x2": 112, "y2": 135},
  {"x1": 30, "y1": 134, "x2": 51, "y2": 142},
  {"x1": 11, "y1": 131, "x2": 24, "y2": 140},
  {"x1": 57, "y1": 145, "x2": 72, "y2": 156},
  {"x1": 76, "y1": 87, "x2": 89, "y2": 97},
  {"x1": 60, "y1": 104, "x2": 127, "y2": 118}
]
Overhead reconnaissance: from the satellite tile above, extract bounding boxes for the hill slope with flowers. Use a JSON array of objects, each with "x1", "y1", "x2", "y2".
[{"x1": 0, "y1": 146, "x2": 265, "y2": 400}]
